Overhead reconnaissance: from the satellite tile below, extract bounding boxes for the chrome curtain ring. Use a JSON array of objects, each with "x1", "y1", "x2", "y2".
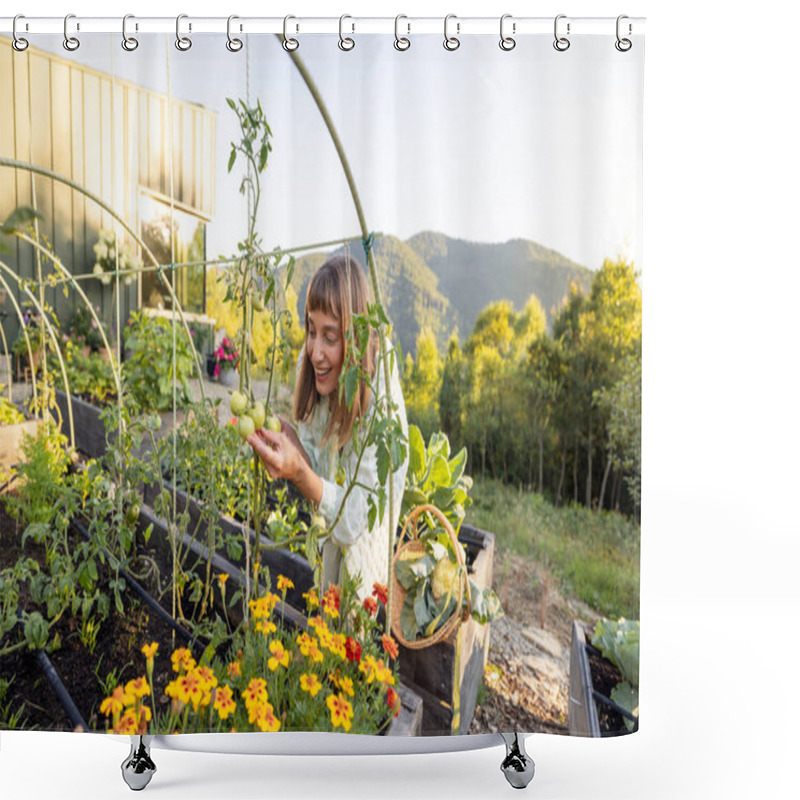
[
  {"x1": 63, "y1": 14, "x2": 80, "y2": 51},
  {"x1": 122, "y1": 14, "x2": 139, "y2": 51},
  {"x1": 615, "y1": 15, "x2": 632, "y2": 52},
  {"x1": 394, "y1": 14, "x2": 410, "y2": 51},
  {"x1": 226, "y1": 15, "x2": 243, "y2": 52},
  {"x1": 12, "y1": 15, "x2": 29, "y2": 52},
  {"x1": 553, "y1": 14, "x2": 570, "y2": 52},
  {"x1": 499, "y1": 13, "x2": 516, "y2": 51},
  {"x1": 282, "y1": 15, "x2": 299, "y2": 52},
  {"x1": 339, "y1": 15, "x2": 355, "y2": 51},
  {"x1": 443, "y1": 14, "x2": 460, "y2": 51},
  {"x1": 176, "y1": 14, "x2": 192, "y2": 51}
]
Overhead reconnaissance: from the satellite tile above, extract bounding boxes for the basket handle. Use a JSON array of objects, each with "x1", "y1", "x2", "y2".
[{"x1": 400, "y1": 504, "x2": 472, "y2": 621}]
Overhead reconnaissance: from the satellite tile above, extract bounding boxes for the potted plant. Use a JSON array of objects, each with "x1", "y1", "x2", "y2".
[
  {"x1": 91, "y1": 228, "x2": 141, "y2": 286},
  {"x1": 213, "y1": 336, "x2": 239, "y2": 386}
]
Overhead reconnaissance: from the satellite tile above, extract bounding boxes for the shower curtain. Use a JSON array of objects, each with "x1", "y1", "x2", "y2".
[{"x1": 0, "y1": 19, "x2": 643, "y2": 742}]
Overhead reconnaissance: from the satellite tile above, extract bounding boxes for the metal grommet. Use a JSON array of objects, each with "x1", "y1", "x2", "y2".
[
  {"x1": 12, "y1": 15, "x2": 29, "y2": 52},
  {"x1": 282, "y1": 15, "x2": 299, "y2": 52},
  {"x1": 122, "y1": 14, "x2": 138, "y2": 51},
  {"x1": 394, "y1": 14, "x2": 410, "y2": 51},
  {"x1": 499, "y1": 13, "x2": 515, "y2": 51},
  {"x1": 339, "y1": 15, "x2": 355, "y2": 51},
  {"x1": 226, "y1": 15, "x2": 243, "y2": 52},
  {"x1": 553, "y1": 14, "x2": 570, "y2": 52},
  {"x1": 615, "y1": 15, "x2": 632, "y2": 52},
  {"x1": 443, "y1": 14, "x2": 460, "y2": 51},
  {"x1": 175, "y1": 14, "x2": 192, "y2": 51},
  {"x1": 63, "y1": 14, "x2": 80, "y2": 51}
]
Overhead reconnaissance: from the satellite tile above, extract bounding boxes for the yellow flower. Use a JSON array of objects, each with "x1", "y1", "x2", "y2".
[
  {"x1": 141, "y1": 642, "x2": 159, "y2": 660},
  {"x1": 217, "y1": 573, "x2": 229, "y2": 589},
  {"x1": 299, "y1": 673, "x2": 322, "y2": 697},
  {"x1": 249, "y1": 593, "x2": 279, "y2": 620},
  {"x1": 213, "y1": 685, "x2": 237, "y2": 720},
  {"x1": 276, "y1": 575, "x2": 294, "y2": 593},
  {"x1": 255, "y1": 619, "x2": 277, "y2": 636},
  {"x1": 302, "y1": 589, "x2": 320, "y2": 611},
  {"x1": 100, "y1": 685, "x2": 133, "y2": 718},
  {"x1": 326, "y1": 693, "x2": 353, "y2": 732},
  {"x1": 171, "y1": 647, "x2": 196, "y2": 673},
  {"x1": 307, "y1": 616, "x2": 328, "y2": 634},
  {"x1": 268, "y1": 640, "x2": 290, "y2": 671},
  {"x1": 328, "y1": 670, "x2": 353, "y2": 696},
  {"x1": 227, "y1": 660, "x2": 242, "y2": 680},
  {"x1": 297, "y1": 632, "x2": 324, "y2": 663},
  {"x1": 124, "y1": 676, "x2": 151, "y2": 700},
  {"x1": 242, "y1": 677, "x2": 268, "y2": 710},
  {"x1": 252, "y1": 701, "x2": 281, "y2": 732},
  {"x1": 176, "y1": 670, "x2": 205, "y2": 710},
  {"x1": 112, "y1": 709, "x2": 139, "y2": 735}
]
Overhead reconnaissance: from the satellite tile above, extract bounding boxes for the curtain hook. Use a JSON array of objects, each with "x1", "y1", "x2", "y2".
[
  {"x1": 176, "y1": 14, "x2": 192, "y2": 51},
  {"x1": 122, "y1": 14, "x2": 139, "y2": 51},
  {"x1": 282, "y1": 15, "x2": 299, "y2": 52},
  {"x1": 12, "y1": 15, "x2": 29, "y2": 52},
  {"x1": 615, "y1": 15, "x2": 632, "y2": 52},
  {"x1": 339, "y1": 14, "x2": 355, "y2": 51},
  {"x1": 499, "y1": 14, "x2": 516, "y2": 51},
  {"x1": 443, "y1": 13, "x2": 460, "y2": 51},
  {"x1": 63, "y1": 14, "x2": 80, "y2": 51},
  {"x1": 553, "y1": 14, "x2": 570, "y2": 52},
  {"x1": 226, "y1": 15, "x2": 243, "y2": 52},
  {"x1": 394, "y1": 14, "x2": 410, "y2": 51}
]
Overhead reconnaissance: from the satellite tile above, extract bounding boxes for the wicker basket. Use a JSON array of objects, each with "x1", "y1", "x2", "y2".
[{"x1": 391, "y1": 504, "x2": 471, "y2": 650}]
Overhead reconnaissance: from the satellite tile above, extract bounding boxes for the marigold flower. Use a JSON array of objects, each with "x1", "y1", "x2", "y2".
[
  {"x1": 227, "y1": 660, "x2": 242, "y2": 680},
  {"x1": 100, "y1": 685, "x2": 133, "y2": 718},
  {"x1": 326, "y1": 692, "x2": 354, "y2": 732},
  {"x1": 338, "y1": 676, "x2": 354, "y2": 698},
  {"x1": 171, "y1": 647, "x2": 195, "y2": 673},
  {"x1": 255, "y1": 618, "x2": 278, "y2": 636},
  {"x1": 386, "y1": 687, "x2": 401, "y2": 718},
  {"x1": 358, "y1": 655, "x2": 394, "y2": 686},
  {"x1": 249, "y1": 593, "x2": 279, "y2": 619},
  {"x1": 307, "y1": 616, "x2": 327, "y2": 634},
  {"x1": 362, "y1": 596, "x2": 378, "y2": 616},
  {"x1": 242, "y1": 678, "x2": 268, "y2": 709},
  {"x1": 125, "y1": 676, "x2": 151, "y2": 700},
  {"x1": 300, "y1": 673, "x2": 322, "y2": 697},
  {"x1": 321, "y1": 585, "x2": 341, "y2": 619},
  {"x1": 213, "y1": 685, "x2": 237, "y2": 720},
  {"x1": 177, "y1": 670, "x2": 205, "y2": 710},
  {"x1": 268, "y1": 639, "x2": 290, "y2": 671},
  {"x1": 113, "y1": 710, "x2": 139, "y2": 735},
  {"x1": 277, "y1": 575, "x2": 294, "y2": 593},
  {"x1": 217, "y1": 573, "x2": 229, "y2": 589},
  {"x1": 141, "y1": 642, "x2": 159, "y2": 660},
  {"x1": 252, "y1": 701, "x2": 281, "y2": 732},
  {"x1": 381, "y1": 634, "x2": 399, "y2": 660},
  {"x1": 345, "y1": 637, "x2": 361, "y2": 663},
  {"x1": 303, "y1": 589, "x2": 320, "y2": 611},
  {"x1": 297, "y1": 632, "x2": 324, "y2": 663},
  {"x1": 372, "y1": 583, "x2": 388, "y2": 606}
]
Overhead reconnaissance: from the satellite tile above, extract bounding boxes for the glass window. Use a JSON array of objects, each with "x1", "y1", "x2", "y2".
[{"x1": 139, "y1": 193, "x2": 206, "y2": 314}]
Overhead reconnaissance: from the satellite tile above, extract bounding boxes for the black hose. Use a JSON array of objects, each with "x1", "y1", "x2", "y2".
[
  {"x1": 35, "y1": 649, "x2": 90, "y2": 732},
  {"x1": 70, "y1": 518, "x2": 201, "y2": 655}
]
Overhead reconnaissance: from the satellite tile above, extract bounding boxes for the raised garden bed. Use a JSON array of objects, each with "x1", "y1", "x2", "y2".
[
  {"x1": 0, "y1": 415, "x2": 43, "y2": 474},
  {"x1": 568, "y1": 620, "x2": 638, "y2": 737}
]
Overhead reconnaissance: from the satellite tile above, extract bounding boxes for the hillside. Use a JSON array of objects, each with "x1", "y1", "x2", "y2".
[{"x1": 292, "y1": 232, "x2": 592, "y2": 357}]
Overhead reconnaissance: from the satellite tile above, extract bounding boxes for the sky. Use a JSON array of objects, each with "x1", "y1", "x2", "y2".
[{"x1": 28, "y1": 30, "x2": 643, "y2": 273}]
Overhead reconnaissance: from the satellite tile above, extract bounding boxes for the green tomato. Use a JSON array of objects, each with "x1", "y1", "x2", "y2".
[
  {"x1": 265, "y1": 415, "x2": 281, "y2": 433},
  {"x1": 230, "y1": 391, "x2": 248, "y2": 416},
  {"x1": 335, "y1": 465, "x2": 346, "y2": 487},
  {"x1": 237, "y1": 415, "x2": 255, "y2": 441},
  {"x1": 252, "y1": 294, "x2": 265, "y2": 312},
  {"x1": 250, "y1": 401, "x2": 266, "y2": 430},
  {"x1": 125, "y1": 503, "x2": 140, "y2": 527}
]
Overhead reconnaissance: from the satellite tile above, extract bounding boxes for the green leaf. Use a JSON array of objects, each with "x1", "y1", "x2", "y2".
[
  {"x1": 226, "y1": 97, "x2": 236, "y2": 110},
  {"x1": 423, "y1": 454, "x2": 450, "y2": 493},
  {"x1": 407, "y1": 425, "x2": 425, "y2": 482},
  {"x1": 228, "y1": 147, "x2": 237, "y2": 173},
  {"x1": 400, "y1": 593, "x2": 418, "y2": 640},
  {"x1": 413, "y1": 583, "x2": 433, "y2": 631},
  {"x1": 395, "y1": 555, "x2": 424, "y2": 591},
  {"x1": 448, "y1": 448, "x2": 467, "y2": 483},
  {"x1": 610, "y1": 682, "x2": 639, "y2": 732},
  {"x1": 403, "y1": 488, "x2": 428, "y2": 510},
  {"x1": 2, "y1": 206, "x2": 43, "y2": 235},
  {"x1": 259, "y1": 143, "x2": 268, "y2": 171},
  {"x1": 24, "y1": 612, "x2": 48, "y2": 650},
  {"x1": 344, "y1": 366, "x2": 358, "y2": 409}
]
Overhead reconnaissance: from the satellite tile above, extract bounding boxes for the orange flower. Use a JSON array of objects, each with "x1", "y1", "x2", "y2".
[
  {"x1": 345, "y1": 637, "x2": 361, "y2": 663},
  {"x1": 276, "y1": 575, "x2": 294, "y2": 593},
  {"x1": 362, "y1": 596, "x2": 378, "y2": 616},
  {"x1": 386, "y1": 687, "x2": 401, "y2": 718},
  {"x1": 326, "y1": 692, "x2": 354, "y2": 732},
  {"x1": 321, "y1": 585, "x2": 341, "y2": 619},
  {"x1": 303, "y1": 589, "x2": 320, "y2": 611},
  {"x1": 372, "y1": 583, "x2": 388, "y2": 606},
  {"x1": 100, "y1": 685, "x2": 133, "y2": 718},
  {"x1": 381, "y1": 634, "x2": 399, "y2": 660},
  {"x1": 124, "y1": 676, "x2": 151, "y2": 700},
  {"x1": 213, "y1": 685, "x2": 237, "y2": 720},
  {"x1": 227, "y1": 660, "x2": 242, "y2": 680},
  {"x1": 300, "y1": 673, "x2": 322, "y2": 697},
  {"x1": 268, "y1": 639, "x2": 290, "y2": 671},
  {"x1": 112, "y1": 709, "x2": 139, "y2": 735}
]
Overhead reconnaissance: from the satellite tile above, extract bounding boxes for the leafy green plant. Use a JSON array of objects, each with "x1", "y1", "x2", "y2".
[
  {"x1": 70, "y1": 304, "x2": 107, "y2": 351},
  {"x1": 0, "y1": 676, "x2": 29, "y2": 729},
  {"x1": 122, "y1": 310, "x2": 196, "y2": 412},
  {"x1": 591, "y1": 617, "x2": 639, "y2": 730},
  {"x1": 0, "y1": 397, "x2": 25, "y2": 425}
]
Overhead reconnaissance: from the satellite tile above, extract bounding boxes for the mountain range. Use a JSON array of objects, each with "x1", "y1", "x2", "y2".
[{"x1": 292, "y1": 232, "x2": 592, "y2": 358}]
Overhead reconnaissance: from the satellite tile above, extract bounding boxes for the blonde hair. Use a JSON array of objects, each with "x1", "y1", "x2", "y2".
[{"x1": 293, "y1": 254, "x2": 378, "y2": 448}]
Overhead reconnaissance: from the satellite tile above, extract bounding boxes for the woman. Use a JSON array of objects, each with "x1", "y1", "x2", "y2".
[{"x1": 247, "y1": 254, "x2": 408, "y2": 602}]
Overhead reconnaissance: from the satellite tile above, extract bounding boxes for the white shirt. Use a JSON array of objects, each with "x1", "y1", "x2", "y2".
[{"x1": 296, "y1": 347, "x2": 409, "y2": 601}]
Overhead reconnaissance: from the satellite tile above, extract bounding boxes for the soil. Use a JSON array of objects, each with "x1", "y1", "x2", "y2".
[
  {"x1": 0, "y1": 503, "x2": 192, "y2": 732},
  {"x1": 586, "y1": 644, "x2": 632, "y2": 735}
]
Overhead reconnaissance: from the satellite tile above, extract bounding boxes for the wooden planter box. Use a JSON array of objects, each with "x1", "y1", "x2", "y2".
[
  {"x1": 0, "y1": 417, "x2": 42, "y2": 475},
  {"x1": 54, "y1": 389, "x2": 185, "y2": 460},
  {"x1": 396, "y1": 524, "x2": 495, "y2": 736},
  {"x1": 568, "y1": 620, "x2": 601, "y2": 737},
  {"x1": 136, "y1": 501, "x2": 423, "y2": 736}
]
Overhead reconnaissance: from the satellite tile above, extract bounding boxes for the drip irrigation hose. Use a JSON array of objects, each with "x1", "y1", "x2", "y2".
[
  {"x1": 70, "y1": 518, "x2": 201, "y2": 654},
  {"x1": 35, "y1": 649, "x2": 90, "y2": 732}
]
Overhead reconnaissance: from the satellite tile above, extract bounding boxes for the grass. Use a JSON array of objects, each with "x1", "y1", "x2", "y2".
[{"x1": 466, "y1": 477, "x2": 640, "y2": 621}]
